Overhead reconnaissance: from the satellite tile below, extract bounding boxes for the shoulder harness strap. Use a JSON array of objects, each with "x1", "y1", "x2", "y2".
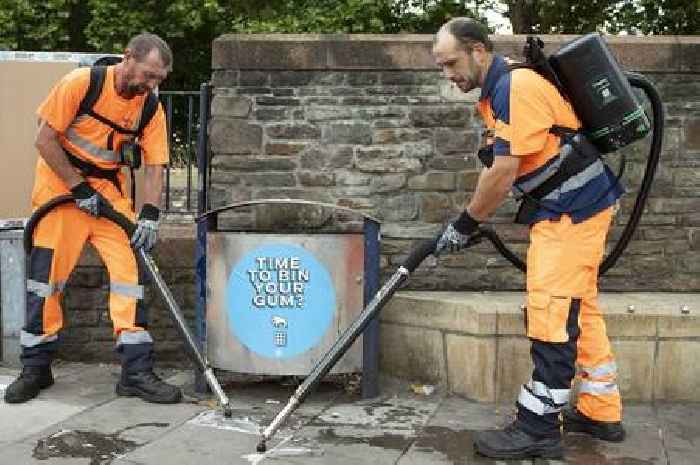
[
  {"x1": 509, "y1": 36, "x2": 570, "y2": 101},
  {"x1": 137, "y1": 92, "x2": 159, "y2": 137},
  {"x1": 77, "y1": 66, "x2": 157, "y2": 137},
  {"x1": 78, "y1": 67, "x2": 136, "y2": 135},
  {"x1": 508, "y1": 38, "x2": 578, "y2": 136},
  {"x1": 78, "y1": 66, "x2": 107, "y2": 116}
]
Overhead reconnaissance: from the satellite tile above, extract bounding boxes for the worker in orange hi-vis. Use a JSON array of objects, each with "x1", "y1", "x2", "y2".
[
  {"x1": 432, "y1": 18, "x2": 625, "y2": 459},
  {"x1": 5, "y1": 33, "x2": 181, "y2": 406}
]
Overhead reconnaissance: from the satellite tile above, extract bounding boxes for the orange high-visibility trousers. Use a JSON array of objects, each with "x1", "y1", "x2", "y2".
[
  {"x1": 22, "y1": 167, "x2": 151, "y2": 365},
  {"x1": 515, "y1": 207, "x2": 621, "y2": 438}
]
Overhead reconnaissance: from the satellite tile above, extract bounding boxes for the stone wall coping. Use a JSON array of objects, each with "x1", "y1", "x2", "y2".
[
  {"x1": 160, "y1": 222, "x2": 195, "y2": 238},
  {"x1": 213, "y1": 34, "x2": 700, "y2": 72},
  {"x1": 380, "y1": 291, "x2": 700, "y2": 337},
  {"x1": 384, "y1": 290, "x2": 700, "y2": 314}
]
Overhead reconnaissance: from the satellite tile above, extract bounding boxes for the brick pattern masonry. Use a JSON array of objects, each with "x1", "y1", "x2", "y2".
[{"x1": 209, "y1": 35, "x2": 700, "y2": 293}]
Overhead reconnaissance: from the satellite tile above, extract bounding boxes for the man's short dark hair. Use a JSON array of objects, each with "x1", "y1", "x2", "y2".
[
  {"x1": 127, "y1": 33, "x2": 173, "y2": 71},
  {"x1": 443, "y1": 17, "x2": 493, "y2": 52}
]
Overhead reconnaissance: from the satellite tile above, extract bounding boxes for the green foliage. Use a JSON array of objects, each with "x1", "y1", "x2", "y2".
[
  {"x1": 506, "y1": 0, "x2": 619, "y2": 34},
  {"x1": 611, "y1": 0, "x2": 700, "y2": 35},
  {"x1": 499, "y1": 0, "x2": 700, "y2": 34},
  {"x1": 0, "y1": 0, "x2": 84, "y2": 50},
  {"x1": 230, "y1": 0, "x2": 481, "y2": 34},
  {"x1": 0, "y1": 0, "x2": 698, "y2": 90}
]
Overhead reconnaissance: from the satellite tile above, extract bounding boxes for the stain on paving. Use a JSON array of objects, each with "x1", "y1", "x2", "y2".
[
  {"x1": 558, "y1": 434, "x2": 657, "y2": 465},
  {"x1": 315, "y1": 427, "x2": 411, "y2": 451},
  {"x1": 33, "y1": 422, "x2": 169, "y2": 464},
  {"x1": 311, "y1": 397, "x2": 435, "y2": 431},
  {"x1": 413, "y1": 426, "x2": 511, "y2": 465}
]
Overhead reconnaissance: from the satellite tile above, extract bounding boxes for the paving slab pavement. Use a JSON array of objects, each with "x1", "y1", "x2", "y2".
[{"x1": 1, "y1": 363, "x2": 698, "y2": 464}]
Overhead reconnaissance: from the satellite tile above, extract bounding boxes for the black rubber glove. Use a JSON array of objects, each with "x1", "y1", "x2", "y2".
[
  {"x1": 70, "y1": 181, "x2": 106, "y2": 217},
  {"x1": 435, "y1": 210, "x2": 480, "y2": 256},
  {"x1": 131, "y1": 203, "x2": 160, "y2": 252}
]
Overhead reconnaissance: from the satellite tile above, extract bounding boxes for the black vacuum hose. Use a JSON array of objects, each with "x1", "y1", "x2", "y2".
[
  {"x1": 24, "y1": 195, "x2": 75, "y2": 252},
  {"x1": 599, "y1": 73, "x2": 663, "y2": 274},
  {"x1": 23, "y1": 194, "x2": 136, "y2": 253},
  {"x1": 477, "y1": 72, "x2": 663, "y2": 275}
]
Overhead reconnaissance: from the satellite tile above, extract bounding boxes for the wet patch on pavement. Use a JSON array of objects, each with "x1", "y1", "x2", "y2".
[
  {"x1": 311, "y1": 396, "x2": 438, "y2": 432},
  {"x1": 33, "y1": 423, "x2": 168, "y2": 465},
  {"x1": 412, "y1": 426, "x2": 522, "y2": 464},
  {"x1": 316, "y1": 427, "x2": 411, "y2": 451},
  {"x1": 559, "y1": 434, "x2": 657, "y2": 465},
  {"x1": 414, "y1": 426, "x2": 478, "y2": 462}
]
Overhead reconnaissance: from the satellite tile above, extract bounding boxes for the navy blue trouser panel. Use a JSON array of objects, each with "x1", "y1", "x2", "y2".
[
  {"x1": 24, "y1": 246, "x2": 54, "y2": 334},
  {"x1": 116, "y1": 342, "x2": 154, "y2": 375},
  {"x1": 134, "y1": 256, "x2": 150, "y2": 329},
  {"x1": 21, "y1": 339, "x2": 59, "y2": 367},
  {"x1": 516, "y1": 298, "x2": 581, "y2": 437}
]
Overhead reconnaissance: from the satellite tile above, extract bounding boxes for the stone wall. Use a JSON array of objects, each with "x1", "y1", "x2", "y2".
[
  {"x1": 209, "y1": 34, "x2": 700, "y2": 293},
  {"x1": 379, "y1": 291, "x2": 700, "y2": 402}
]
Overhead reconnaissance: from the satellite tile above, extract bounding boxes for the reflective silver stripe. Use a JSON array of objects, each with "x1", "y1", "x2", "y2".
[
  {"x1": 116, "y1": 330, "x2": 153, "y2": 345},
  {"x1": 518, "y1": 386, "x2": 562, "y2": 415},
  {"x1": 26, "y1": 280, "x2": 53, "y2": 297},
  {"x1": 513, "y1": 143, "x2": 605, "y2": 200},
  {"x1": 579, "y1": 380, "x2": 619, "y2": 396},
  {"x1": 580, "y1": 361, "x2": 617, "y2": 379},
  {"x1": 542, "y1": 159, "x2": 606, "y2": 200},
  {"x1": 65, "y1": 127, "x2": 120, "y2": 162},
  {"x1": 528, "y1": 380, "x2": 570, "y2": 405},
  {"x1": 20, "y1": 330, "x2": 58, "y2": 348},
  {"x1": 110, "y1": 282, "x2": 145, "y2": 299},
  {"x1": 515, "y1": 156, "x2": 563, "y2": 194},
  {"x1": 27, "y1": 280, "x2": 67, "y2": 297}
]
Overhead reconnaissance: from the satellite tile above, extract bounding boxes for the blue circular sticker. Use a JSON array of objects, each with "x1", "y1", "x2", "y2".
[{"x1": 226, "y1": 243, "x2": 336, "y2": 359}]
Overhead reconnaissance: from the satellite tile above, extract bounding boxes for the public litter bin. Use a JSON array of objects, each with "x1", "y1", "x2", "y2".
[
  {"x1": 196, "y1": 199, "x2": 381, "y2": 397},
  {"x1": 0, "y1": 219, "x2": 26, "y2": 367}
]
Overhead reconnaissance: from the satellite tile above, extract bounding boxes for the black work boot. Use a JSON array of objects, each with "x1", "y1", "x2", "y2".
[
  {"x1": 563, "y1": 407, "x2": 625, "y2": 442},
  {"x1": 473, "y1": 422, "x2": 564, "y2": 459},
  {"x1": 116, "y1": 370, "x2": 182, "y2": 404},
  {"x1": 3, "y1": 365, "x2": 54, "y2": 404}
]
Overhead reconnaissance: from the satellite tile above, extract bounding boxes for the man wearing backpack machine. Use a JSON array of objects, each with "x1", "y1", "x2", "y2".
[
  {"x1": 432, "y1": 19, "x2": 625, "y2": 459},
  {"x1": 4, "y1": 33, "x2": 181, "y2": 405}
]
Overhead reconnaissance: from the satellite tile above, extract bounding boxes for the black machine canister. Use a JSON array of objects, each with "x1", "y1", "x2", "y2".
[{"x1": 549, "y1": 33, "x2": 651, "y2": 154}]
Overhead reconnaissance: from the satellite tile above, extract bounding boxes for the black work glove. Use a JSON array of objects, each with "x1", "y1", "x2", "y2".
[
  {"x1": 435, "y1": 210, "x2": 480, "y2": 256},
  {"x1": 131, "y1": 203, "x2": 160, "y2": 252},
  {"x1": 70, "y1": 181, "x2": 107, "y2": 217}
]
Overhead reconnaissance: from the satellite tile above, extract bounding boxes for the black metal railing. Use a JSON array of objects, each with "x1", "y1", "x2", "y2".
[{"x1": 159, "y1": 87, "x2": 210, "y2": 214}]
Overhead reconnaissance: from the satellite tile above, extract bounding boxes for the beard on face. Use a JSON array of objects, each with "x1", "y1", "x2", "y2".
[
  {"x1": 456, "y1": 54, "x2": 480, "y2": 93},
  {"x1": 121, "y1": 67, "x2": 148, "y2": 97},
  {"x1": 453, "y1": 72, "x2": 478, "y2": 93},
  {"x1": 456, "y1": 78, "x2": 475, "y2": 92},
  {"x1": 127, "y1": 82, "x2": 148, "y2": 96}
]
